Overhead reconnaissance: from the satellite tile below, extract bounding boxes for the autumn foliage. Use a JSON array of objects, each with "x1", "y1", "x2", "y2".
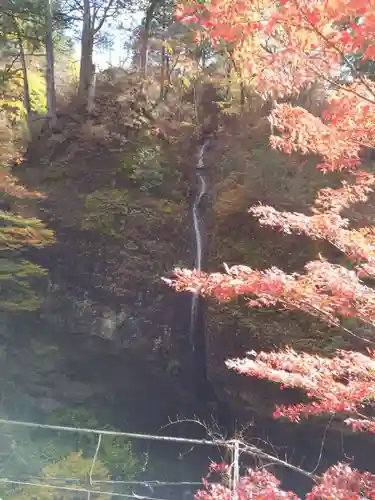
[
  {"x1": 196, "y1": 464, "x2": 299, "y2": 499},
  {"x1": 167, "y1": 0, "x2": 375, "y2": 496},
  {"x1": 227, "y1": 347, "x2": 375, "y2": 428},
  {"x1": 195, "y1": 462, "x2": 375, "y2": 499}
]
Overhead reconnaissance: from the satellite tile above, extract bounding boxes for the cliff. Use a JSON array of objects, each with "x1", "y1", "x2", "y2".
[{"x1": 8, "y1": 69, "x2": 373, "y2": 429}]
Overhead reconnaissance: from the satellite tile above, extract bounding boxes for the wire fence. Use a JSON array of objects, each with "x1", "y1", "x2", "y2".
[
  {"x1": 0, "y1": 417, "x2": 316, "y2": 499},
  {"x1": 0, "y1": 417, "x2": 242, "y2": 500}
]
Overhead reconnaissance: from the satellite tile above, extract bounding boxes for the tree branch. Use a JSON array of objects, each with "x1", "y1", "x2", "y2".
[{"x1": 93, "y1": 0, "x2": 117, "y2": 34}]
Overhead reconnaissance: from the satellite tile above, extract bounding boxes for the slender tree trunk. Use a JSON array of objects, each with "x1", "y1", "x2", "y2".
[
  {"x1": 140, "y1": 0, "x2": 162, "y2": 77},
  {"x1": 139, "y1": 28, "x2": 148, "y2": 77},
  {"x1": 240, "y1": 80, "x2": 245, "y2": 106},
  {"x1": 79, "y1": 0, "x2": 94, "y2": 108},
  {"x1": 201, "y1": 48, "x2": 206, "y2": 70},
  {"x1": 87, "y1": 64, "x2": 96, "y2": 113},
  {"x1": 159, "y1": 4, "x2": 167, "y2": 100},
  {"x1": 228, "y1": 51, "x2": 246, "y2": 107},
  {"x1": 17, "y1": 36, "x2": 32, "y2": 138},
  {"x1": 160, "y1": 45, "x2": 166, "y2": 99},
  {"x1": 45, "y1": 0, "x2": 57, "y2": 128},
  {"x1": 225, "y1": 58, "x2": 231, "y2": 101}
]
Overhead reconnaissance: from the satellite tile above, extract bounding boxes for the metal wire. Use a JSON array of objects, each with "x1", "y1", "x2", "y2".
[
  {"x1": 0, "y1": 478, "x2": 170, "y2": 499},
  {"x1": 0, "y1": 417, "x2": 236, "y2": 448}
]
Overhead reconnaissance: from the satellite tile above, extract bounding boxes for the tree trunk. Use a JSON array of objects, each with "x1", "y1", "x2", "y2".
[
  {"x1": 45, "y1": 0, "x2": 57, "y2": 128},
  {"x1": 17, "y1": 36, "x2": 32, "y2": 138},
  {"x1": 140, "y1": 0, "x2": 162, "y2": 77},
  {"x1": 79, "y1": 0, "x2": 94, "y2": 108},
  {"x1": 240, "y1": 80, "x2": 245, "y2": 106},
  {"x1": 225, "y1": 58, "x2": 232, "y2": 101},
  {"x1": 160, "y1": 45, "x2": 166, "y2": 99},
  {"x1": 201, "y1": 47, "x2": 206, "y2": 70},
  {"x1": 87, "y1": 64, "x2": 97, "y2": 113},
  {"x1": 139, "y1": 28, "x2": 149, "y2": 77},
  {"x1": 228, "y1": 51, "x2": 247, "y2": 106},
  {"x1": 159, "y1": 4, "x2": 167, "y2": 100}
]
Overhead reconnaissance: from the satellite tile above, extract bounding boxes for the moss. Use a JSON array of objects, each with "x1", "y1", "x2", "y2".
[
  {"x1": 80, "y1": 186, "x2": 184, "y2": 247},
  {"x1": 81, "y1": 188, "x2": 131, "y2": 237}
]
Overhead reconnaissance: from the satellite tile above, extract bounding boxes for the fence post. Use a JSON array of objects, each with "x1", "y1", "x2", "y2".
[{"x1": 232, "y1": 440, "x2": 240, "y2": 499}]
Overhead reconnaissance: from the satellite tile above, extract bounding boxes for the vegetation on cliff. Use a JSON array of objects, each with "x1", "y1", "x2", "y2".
[{"x1": 4, "y1": 0, "x2": 375, "y2": 497}]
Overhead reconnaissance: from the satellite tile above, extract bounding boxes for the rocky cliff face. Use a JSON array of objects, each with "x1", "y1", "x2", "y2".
[
  {"x1": 8, "y1": 75, "x2": 218, "y2": 430},
  {"x1": 1, "y1": 279, "x2": 198, "y2": 429},
  {"x1": 9, "y1": 73, "x2": 367, "y2": 429}
]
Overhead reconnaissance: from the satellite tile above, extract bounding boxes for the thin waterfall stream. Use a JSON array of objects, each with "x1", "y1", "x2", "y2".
[{"x1": 189, "y1": 139, "x2": 209, "y2": 351}]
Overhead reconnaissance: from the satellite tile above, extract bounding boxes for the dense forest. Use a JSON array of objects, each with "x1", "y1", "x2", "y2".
[{"x1": 2, "y1": 0, "x2": 375, "y2": 498}]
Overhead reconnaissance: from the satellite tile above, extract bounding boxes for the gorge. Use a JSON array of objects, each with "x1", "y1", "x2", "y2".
[{"x1": 3, "y1": 74, "x2": 375, "y2": 499}]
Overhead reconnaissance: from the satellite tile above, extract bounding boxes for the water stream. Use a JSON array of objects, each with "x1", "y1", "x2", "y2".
[{"x1": 189, "y1": 139, "x2": 209, "y2": 351}]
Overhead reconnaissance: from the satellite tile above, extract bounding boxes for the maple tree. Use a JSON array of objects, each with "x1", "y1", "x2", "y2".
[
  {"x1": 195, "y1": 462, "x2": 375, "y2": 499},
  {"x1": 165, "y1": 0, "x2": 375, "y2": 497}
]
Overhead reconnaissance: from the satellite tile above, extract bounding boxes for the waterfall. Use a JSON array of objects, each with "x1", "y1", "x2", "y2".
[{"x1": 189, "y1": 139, "x2": 209, "y2": 351}]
